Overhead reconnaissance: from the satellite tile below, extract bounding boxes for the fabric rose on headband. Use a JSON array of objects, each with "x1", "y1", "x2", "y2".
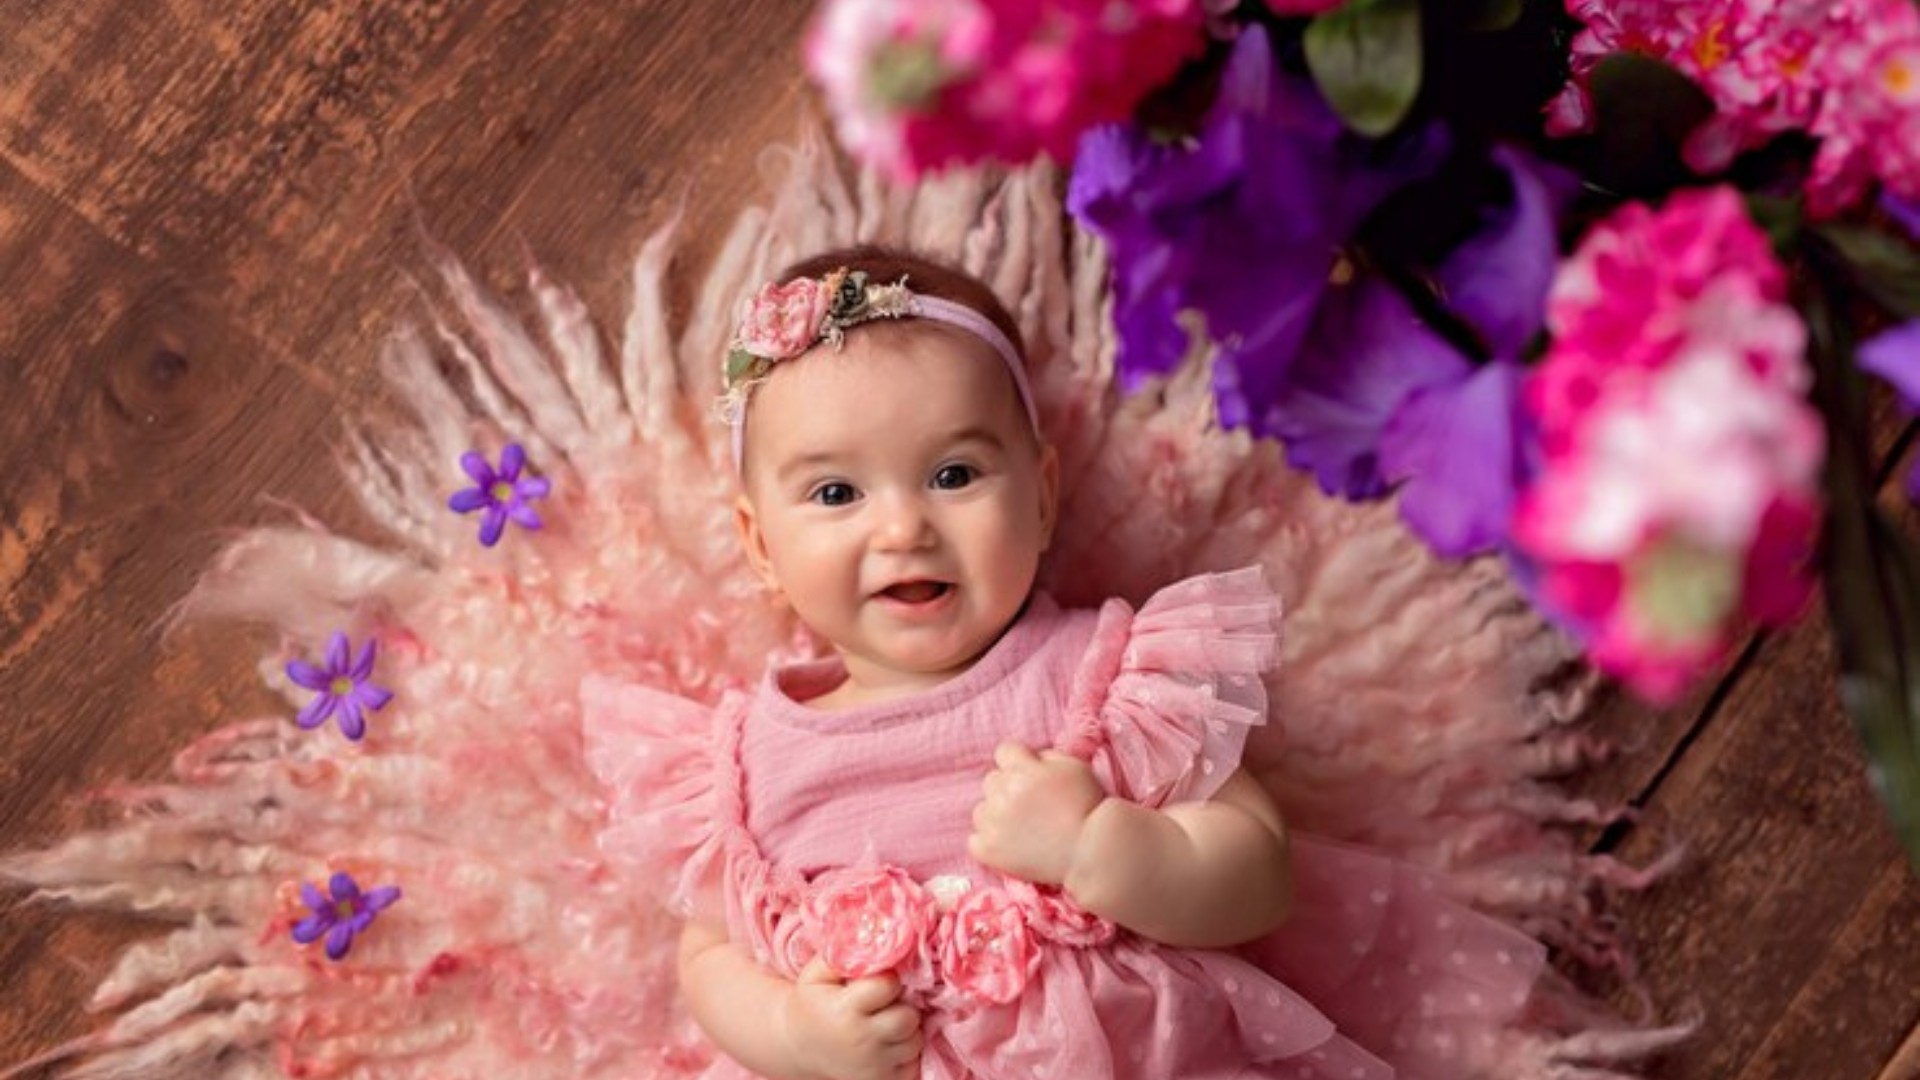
[
  {"x1": 736, "y1": 279, "x2": 831, "y2": 363},
  {"x1": 725, "y1": 270, "x2": 915, "y2": 390}
]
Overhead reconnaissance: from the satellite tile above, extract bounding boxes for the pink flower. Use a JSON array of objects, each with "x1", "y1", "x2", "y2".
[
  {"x1": 937, "y1": 886, "x2": 1038, "y2": 1004},
  {"x1": 1517, "y1": 187, "x2": 1823, "y2": 702},
  {"x1": 805, "y1": 0, "x2": 1208, "y2": 178},
  {"x1": 803, "y1": 867, "x2": 938, "y2": 979},
  {"x1": 734, "y1": 279, "x2": 830, "y2": 360},
  {"x1": 768, "y1": 910, "x2": 819, "y2": 979},
  {"x1": 1550, "y1": 0, "x2": 1920, "y2": 212},
  {"x1": 1006, "y1": 880, "x2": 1115, "y2": 948}
]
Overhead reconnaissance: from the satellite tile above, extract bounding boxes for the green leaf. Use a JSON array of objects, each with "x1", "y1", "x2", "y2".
[
  {"x1": 1804, "y1": 280, "x2": 1920, "y2": 866},
  {"x1": 1743, "y1": 193, "x2": 1802, "y2": 256},
  {"x1": 1459, "y1": 0, "x2": 1524, "y2": 32},
  {"x1": 1579, "y1": 53, "x2": 1713, "y2": 197},
  {"x1": 1813, "y1": 223, "x2": 1920, "y2": 320},
  {"x1": 725, "y1": 348, "x2": 763, "y2": 387},
  {"x1": 1305, "y1": 0, "x2": 1423, "y2": 138}
]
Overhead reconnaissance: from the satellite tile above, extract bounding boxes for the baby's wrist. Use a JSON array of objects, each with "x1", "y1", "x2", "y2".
[
  {"x1": 771, "y1": 984, "x2": 821, "y2": 1080},
  {"x1": 1061, "y1": 797, "x2": 1127, "y2": 907}
]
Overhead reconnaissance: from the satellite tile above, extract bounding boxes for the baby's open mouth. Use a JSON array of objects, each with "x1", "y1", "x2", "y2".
[{"x1": 881, "y1": 581, "x2": 952, "y2": 604}]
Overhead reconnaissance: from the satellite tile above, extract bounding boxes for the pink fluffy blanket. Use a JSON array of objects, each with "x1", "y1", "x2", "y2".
[{"x1": 2, "y1": 138, "x2": 1682, "y2": 1080}]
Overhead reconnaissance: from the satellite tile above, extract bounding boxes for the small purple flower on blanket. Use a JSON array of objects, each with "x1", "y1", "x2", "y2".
[
  {"x1": 448, "y1": 442, "x2": 551, "y2": 547},
  {"x1": 291, "y1": 871, "x2": 402, "y2": 961},
  {"x1": 286, "y1": 631, "x2": 394, "y2": 741}
]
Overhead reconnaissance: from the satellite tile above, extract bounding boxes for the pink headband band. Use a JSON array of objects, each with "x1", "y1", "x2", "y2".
[{"x1": 723, "y1": 271, "x2": 1040, "y2": 473}]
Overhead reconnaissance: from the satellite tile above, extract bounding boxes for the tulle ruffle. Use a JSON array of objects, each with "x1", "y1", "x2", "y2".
[
  {"x1": 580, "y1": 676, "x2": 734, "y2": 923},
  {"x1": 1062, "y1": 566, "x2": 1282, "y2": 806}
]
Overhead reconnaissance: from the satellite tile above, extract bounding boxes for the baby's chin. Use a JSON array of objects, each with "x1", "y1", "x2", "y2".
[{"x1": 840, "y1": 636, "x2": 1001, "y2": 692}]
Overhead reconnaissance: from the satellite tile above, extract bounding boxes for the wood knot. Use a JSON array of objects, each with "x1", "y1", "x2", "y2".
[
  {"x1": 148, "y1": 348, "x2": 189, "y2": 387},
  {"x1": 99, "y1": 321, "x2": 216, "y2": 436}
]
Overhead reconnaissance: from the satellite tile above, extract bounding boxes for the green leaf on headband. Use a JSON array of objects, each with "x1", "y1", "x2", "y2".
[
  {"x1": 726, "y1": 348, "x2": 762, "y2": 387},
  {"x1": 1813, "y1": 223, "x2": 1920, "y2": 320},
  {"x1": 1305, "y1": 0, "x2": 1423, "y2": 138}
]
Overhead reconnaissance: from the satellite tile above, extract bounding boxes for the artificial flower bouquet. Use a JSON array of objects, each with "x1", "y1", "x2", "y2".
[{"x1": 802, "y1": 0, "x2": 1920, "y2": 861}]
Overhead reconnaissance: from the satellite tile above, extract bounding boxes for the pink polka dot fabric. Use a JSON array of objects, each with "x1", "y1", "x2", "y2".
[{"x1": 584, "y1": 569, "x2": 1545, "y2": 1078}]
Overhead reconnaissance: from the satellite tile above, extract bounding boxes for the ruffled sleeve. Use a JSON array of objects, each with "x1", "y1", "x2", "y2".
[
  {"x1": 1058, "y1": 567, "x2": 1281, "y2": 807},
  {"x1": 579, "y1": 675, "x2": 737, "y2": 922}
]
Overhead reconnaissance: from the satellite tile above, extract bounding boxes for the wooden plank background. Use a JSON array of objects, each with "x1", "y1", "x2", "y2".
[{"x1": 0, "y1": 2, "x2": 1914, "y2": 1077}]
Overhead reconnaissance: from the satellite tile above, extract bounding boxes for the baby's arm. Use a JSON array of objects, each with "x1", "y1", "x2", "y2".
[
  {"x1": 679, "y1": 918, "x2": 923, "y2": 1080},
  {"x1": 969, "y1": 744, "x2": 1291, "y2": 949}
]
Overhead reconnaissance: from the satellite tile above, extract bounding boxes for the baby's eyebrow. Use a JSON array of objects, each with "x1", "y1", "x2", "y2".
[
  {"x1": 774, "y1": 450, "x2": 843, "y2": 485},
  {"x1": 939, "y1": 425, "x2": 1008, "y2": 451}
]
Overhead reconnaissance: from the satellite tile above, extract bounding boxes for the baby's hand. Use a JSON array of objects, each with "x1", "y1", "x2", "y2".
[
  {"x1": 779, "y1": 959, "x2": 922, "y2": 1080},
  {"x1": 968, "y1": 741, "x2": 1105, "y2": 885}
]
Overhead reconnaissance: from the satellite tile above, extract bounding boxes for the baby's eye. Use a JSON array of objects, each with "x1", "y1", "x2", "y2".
[
  {"x1": 931, "y1": 463, "x2": 977, "y2": 490},
  {"x1": 808, "y1": 481, "x2": 859, "y2": 507}
]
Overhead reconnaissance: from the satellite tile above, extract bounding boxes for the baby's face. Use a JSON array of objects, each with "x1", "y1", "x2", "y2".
[{"x1": 736, "y1": 323, "x2": 1057, "y2": 700}]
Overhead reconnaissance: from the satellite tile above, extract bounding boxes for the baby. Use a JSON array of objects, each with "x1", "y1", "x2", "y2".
[{"x1": 583, "y1": 245, "x2": 1541, "y2": 1080}]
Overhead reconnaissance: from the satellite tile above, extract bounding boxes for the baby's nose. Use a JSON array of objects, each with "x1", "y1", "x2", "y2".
[{"x1": 872, "y1": 493, "x2": 936, "y2": 550}]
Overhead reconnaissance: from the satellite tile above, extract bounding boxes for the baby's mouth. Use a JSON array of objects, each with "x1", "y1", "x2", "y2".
[{"x1": 880, "y1": 581, "x2": 952, "y2": 604}]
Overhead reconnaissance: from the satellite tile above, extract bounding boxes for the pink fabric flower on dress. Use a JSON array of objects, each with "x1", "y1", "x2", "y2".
[
  {"x1": 1515, "y1": 186, "x2": 1823, "y2": 702},
  {"x1": 805, "y1": 0, "x2": 1208, "y2": 178},
  {"x1": 1006, "y1": 879, "x2": 1115, "y2": 948},
  {"x1": 1549, "y1": 0, "x2": 1920, "y2": 213},
  {"x1": 937, "y1": 886, "x2": 1039, "y2": 1004},
  {"x1": 768, "y1": 910, "x2": 820, "y2": 978},
  {"x1": 803, "y1": 867, "x2": 938, "y2": 979},
  {"x1": 735, "y1": 279, "x2": 831, "y2": 361}
]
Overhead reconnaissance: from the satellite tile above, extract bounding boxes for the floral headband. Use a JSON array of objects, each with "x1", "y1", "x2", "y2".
[{"x1": 723, "y1": 268, "x2": 1041, "y2": 472}]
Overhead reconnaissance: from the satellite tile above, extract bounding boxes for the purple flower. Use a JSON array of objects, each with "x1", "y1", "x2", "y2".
[
  {"x1": 1370, "y1": 147, "x2": 1573, "y2": 556},
  {"x1": 1069, "y1": 23, "x2": 1449, "y2": 407},
  {"x1": 1881, "y1": 190, "x2": 1920, "y2": 241},
  {"x1": 449, "y1": 443, "x2": 550, "y2": 547},
  {"x1": 1431, "y1": 146, "x2": 1575, "y2": 363},
  {"x1": 1261, "y1": 280, "x2": 1469, "y2": 499},
  {"x1": 291, "y1": 871, "x2": 402, "y2": 961},
  {"x1": 1858, "y1": 319, "x2": 1920, "y2": 498},
  {"x1": 1861, "y1": 193, "x2": 1920, "y2": 498},
  {"x1": 1069, "y1": 23, "x2": 1580, "y2": 561},
  {"x1": 1245, "y1": 143, "x2": 1568, "y2": 555},
  {"x1": 1379, "y1": 359, "x2": 1532, "y2": 557},
  {"x1": 286, "y1": 631, "x2": 394, "y2": 741}
]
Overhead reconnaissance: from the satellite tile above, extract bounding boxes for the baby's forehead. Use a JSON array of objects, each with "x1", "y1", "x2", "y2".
[
  {"x1": 741, "y1": 321, "x2": 1032, "y2": 462},
  {"x1": 754, "y1": 321, "x2": 1019, "y2": 415}
]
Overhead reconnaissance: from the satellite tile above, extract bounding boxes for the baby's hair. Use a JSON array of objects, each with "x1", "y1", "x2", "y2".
[{"x1": 774, "y1": 245, "x2": 1028, "y2": 363}]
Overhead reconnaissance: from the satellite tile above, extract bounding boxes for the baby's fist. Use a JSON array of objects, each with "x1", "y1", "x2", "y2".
[{"x1": 967, "y1": 742, "x2": 1105, "y2": 885}]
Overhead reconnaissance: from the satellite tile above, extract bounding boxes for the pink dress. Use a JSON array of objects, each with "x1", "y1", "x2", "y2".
[{"x1": 583, "y1": 569, "x2": 1547, "y2": 1080}]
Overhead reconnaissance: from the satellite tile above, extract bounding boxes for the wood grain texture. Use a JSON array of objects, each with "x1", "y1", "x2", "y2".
[
  {"x1": 0, "y1": 0, "x2": 818, "y2": 1064},
  {"x1": 1, "y1": 2, "x2": 1914, "y2": 1078}
]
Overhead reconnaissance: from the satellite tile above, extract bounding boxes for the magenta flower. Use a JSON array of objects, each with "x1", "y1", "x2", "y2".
[
  {"x1": 1551, "y1": 0, "x2": 1920, "y2": 213},
  {"x1": 1514, "y1": 187, "x2": 1824, "y2": 701},
  {"x1": 286, "y1": 631, "x2": 393, "y2": 741},
  {"x1": 449, "y1": 443, "x2": 550, "y2": 547},
  {"x1": 805, "y1": 0, "x2": 1208, "y2": 178},
  {"x1": 291, "y1": 871, "x2": 402, "y2": 961}
]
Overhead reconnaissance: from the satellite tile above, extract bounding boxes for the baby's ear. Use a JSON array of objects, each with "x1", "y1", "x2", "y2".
[
  {"x1": 1037, "y1": 442, "x2": 1061, "y2": 550},
  {"x1": 733, "y1": 494, "x2": 782, "y2": 594}
]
